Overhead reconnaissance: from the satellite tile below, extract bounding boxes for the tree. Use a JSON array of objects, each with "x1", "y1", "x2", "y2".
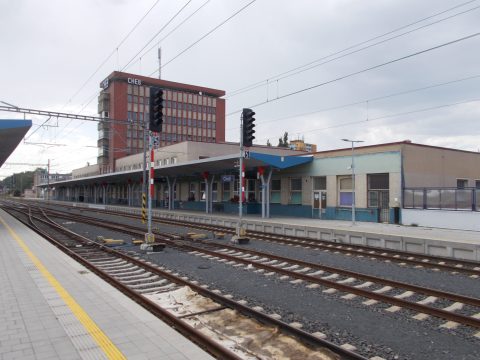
[
  {"x1": 277, "y1": 132, "x2": 289, "y2": 148},
  {"x1": 266, "y1": 139, "x2": 272, "y2": 147}
]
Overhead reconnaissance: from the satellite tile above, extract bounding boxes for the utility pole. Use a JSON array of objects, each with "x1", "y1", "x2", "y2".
[
  {"x1": 341, "y1": 139, "x2": 364, "y2": 225},
  {"x1": 158, "y1": 48, "x2": 162, "y2": 80},
  {"x1": 233, "y1": 108, "x2": 255, "y2": 244},
  {"x1": 142, "y1": 124, "x2": 147, "y2": 220},
  {"x1": 46, "y1": 159, "x2": 50, "y2": 202}
]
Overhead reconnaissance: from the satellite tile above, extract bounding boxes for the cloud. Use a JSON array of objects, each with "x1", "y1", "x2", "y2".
[{"x1": 1, "y1": 0, "x2": 479, "y2": 177}]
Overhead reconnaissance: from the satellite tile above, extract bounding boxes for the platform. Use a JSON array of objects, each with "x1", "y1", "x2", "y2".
[
  {"x1": 66, "y1": 201, "x2": 480, "y2": 262},
  {"x1": 0, "y1": 209, "x2": 213, "y2": 360}
]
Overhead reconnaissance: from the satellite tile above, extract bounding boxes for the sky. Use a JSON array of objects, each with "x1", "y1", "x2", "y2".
[{"x1": 1, "y1": 0, "x2": 479, "y2": 178}]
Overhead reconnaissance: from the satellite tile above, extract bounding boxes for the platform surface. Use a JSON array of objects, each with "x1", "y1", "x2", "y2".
[{"x1": 0, "y1": 209, "x2": 214, "y2": 360}]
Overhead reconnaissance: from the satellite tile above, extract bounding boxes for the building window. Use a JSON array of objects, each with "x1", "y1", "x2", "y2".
[
  {"x1": 313, "y1": 176, "x2": 326, "y2": 190},
  {"x1": 475, "y1": 180, "x2": 480, "y2": 189},
  {"x1": 271, "y1": 179, "x2": 281, "y2": 203},
  {"x1": 338, "y1": 176, "x2": 353, "y2": 206},
  {"x1": 247, "y1": 179, "x2": 256, "y2": 202},
  {"x1": 212, "y1": 182, "x2": 218, "y2": 202},
  {"x1": 223, "y1": 181, "x2": 231, "y2": 201},
  {"x1": 457, "y1": 179, "x2": 468, "y2": 189},
  {"x1": 290, "y1": 178, "x2": 302, "y2": 204},
  {"x1": 367, "y1": 173, "x2": 389, "y2": 208},
  {"x1": 200, "y1": 182, "x2": 206, "y2": 201},
  {"x1": 189, "y1": 183, "x2": 196, "y2": 201}
]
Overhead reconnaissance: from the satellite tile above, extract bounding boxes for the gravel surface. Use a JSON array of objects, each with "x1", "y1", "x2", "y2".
[
  {"x1": 241, "y1": 239, "x2": 480, "y2": 298},
  {"x1": 140, "y1": 248, "x2": 480, "y2": 360},
  {"x1": 45, "y1": 204, "x2": 480, "y2": 360}
]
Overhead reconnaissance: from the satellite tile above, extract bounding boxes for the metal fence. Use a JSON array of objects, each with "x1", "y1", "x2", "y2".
[{"x1": 403, "y1": 188, "x2": 479, "y2": 211}]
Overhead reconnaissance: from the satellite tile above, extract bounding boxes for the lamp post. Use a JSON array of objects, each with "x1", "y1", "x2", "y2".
[{"x1": 341, "y1": 139, "x2": 364, "y2": 225}]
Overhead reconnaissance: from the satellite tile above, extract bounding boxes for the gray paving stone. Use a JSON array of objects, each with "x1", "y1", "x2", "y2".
[{"x1": 0, "y1": 210, "x2": 213, "y2": 360}]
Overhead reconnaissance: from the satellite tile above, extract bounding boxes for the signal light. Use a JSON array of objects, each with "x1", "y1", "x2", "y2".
[
  {"x1": 242, "y1": 108, "x2": 255, "y2": 147},
  {"x1": 149, "y1": 87, "x2": 164, "y2": 132}
]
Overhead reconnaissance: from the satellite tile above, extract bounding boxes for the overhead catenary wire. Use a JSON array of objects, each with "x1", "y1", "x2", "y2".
[
  {"x1": 56, "y1": 0, "x2": 255, "y2": 142},
  {"x1": 226, "y1": 73, "x2": 480, "y2": 132},
  {"x1": 227, "y1": 31, "x2": 480, "y2": 116},
  {"x1": 63, "y1": 0, "x2": 161, "y2": 108},
  {"x1": 148, "y1": 0, "x2": 257, "y2": 75},
  {"x1": 54, "y1": 0, "x2": 200, "y2": 141},
  {"x1": 123, "y1": 0, "x2": 212, "y2": 73},
  {"x1": 255, "y1": 98, "x2": 480, "y2": 144},
  {"x1": 226, "y1": 0, "x2": 480, "y2": 98},
  {"x1": 121, "y1": 0, "x2": 193, "y2": 72}
]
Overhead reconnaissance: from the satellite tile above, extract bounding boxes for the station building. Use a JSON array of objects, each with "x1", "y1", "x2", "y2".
[
  {"x1": 45, "y1": 140, "x2": 480, "y2": 230},
  {"x1": 97, "y1": 71, "x2": 225, "y2": 173}
]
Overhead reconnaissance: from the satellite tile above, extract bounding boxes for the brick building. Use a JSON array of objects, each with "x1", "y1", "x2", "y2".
[{"x1": 97, "y1": 71, "x2": 225, "y2": 173}]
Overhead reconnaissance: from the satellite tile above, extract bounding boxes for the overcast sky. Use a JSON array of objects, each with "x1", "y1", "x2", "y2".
[{"x1": 1, "y1": 0, "x2": 479, "y2": 178}]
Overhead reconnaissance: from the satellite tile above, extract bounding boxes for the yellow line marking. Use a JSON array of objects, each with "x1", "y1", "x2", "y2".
[{"x1": 0, "y1": 215, "x2": 126, "y2": 360}]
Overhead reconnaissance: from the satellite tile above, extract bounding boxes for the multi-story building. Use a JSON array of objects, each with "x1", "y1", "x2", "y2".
[
  {"x1": 33, "y1": 168, "x2": 71, "y2": 198},
  {"x1": 97, "y1": 71, "x2": 226, "y2": 173},
  {"x1": 289, "y1": 139, "x2": 317, "y2": 153}
]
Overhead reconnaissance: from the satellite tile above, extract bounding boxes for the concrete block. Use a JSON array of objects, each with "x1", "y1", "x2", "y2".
[
  {"x1": 385, "y1": 239, "x2": 402, "y2": 250},
  {"x1": 452, "y1": 247, "x2": 475, "y2": 260},
  {"x1": 366, "y1": 237, "x2": 382, "y2": 247}
]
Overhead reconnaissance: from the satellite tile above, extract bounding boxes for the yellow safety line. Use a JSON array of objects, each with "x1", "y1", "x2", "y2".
[{"x1": 0, "y1": 215, "x2": 126, "y2": 360}]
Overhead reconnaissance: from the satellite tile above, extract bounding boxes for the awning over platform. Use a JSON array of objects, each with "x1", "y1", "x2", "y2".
[
  {"x1": 0, "y1": 119, "x2": 32, "y2": 167},
  {"x1": 44, "y1": 150, "x2": 313, "y2": 187},
  {"x1": 249, "y1": 152, "x2": 313, "y2": 169}
]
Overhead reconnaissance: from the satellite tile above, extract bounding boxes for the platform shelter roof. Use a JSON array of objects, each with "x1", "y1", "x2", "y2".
[
  {"x1": 0, "y1": 119, "x2": 32, "y2": 167},
  {"x1": 43, "y1": 152, "x2": 313, "y2": 187}
]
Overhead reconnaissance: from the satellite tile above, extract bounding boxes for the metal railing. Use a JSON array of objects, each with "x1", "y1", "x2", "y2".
[{"x1": 403, "y1": 187, "x2": 479, "y2": 211}]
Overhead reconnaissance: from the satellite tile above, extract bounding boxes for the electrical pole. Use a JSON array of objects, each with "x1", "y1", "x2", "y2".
[
  {"x1": 158, "y1": 48, "x2": 162, "y2": 80},
  {"x1": 47, "y1": 159, "x2": 50, "y2": 202}
]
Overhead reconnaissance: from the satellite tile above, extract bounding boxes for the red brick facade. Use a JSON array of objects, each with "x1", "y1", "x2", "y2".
[{"x1": 97, "y1": 71, "x2": 226, "y2": 172}]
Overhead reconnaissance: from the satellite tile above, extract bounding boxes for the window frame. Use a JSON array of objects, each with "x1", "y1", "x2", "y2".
[
  {"x1": 457, "y1": 178, "x2": 468, "y2": 189},
  {"x1": 289, "y1": 178, "x2": 302, "y2": 205},
  {"x1": 338, "y1": 175, "x2": 353, "y2": 207}
]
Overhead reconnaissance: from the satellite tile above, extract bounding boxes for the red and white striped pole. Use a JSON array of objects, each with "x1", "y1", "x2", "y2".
[
  {"x1": 150, "y1": 148, "x2": 154, "y2": 198},
  {"x1": 147, "y1": 132, "x2": 155, "y2": 243}
]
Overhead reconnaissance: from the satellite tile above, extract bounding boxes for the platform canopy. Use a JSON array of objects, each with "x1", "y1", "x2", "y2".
[
  {"x1": 44, "y1": 151, "x2": 313, "y2": 187},
  {"x1": 0, "y1": 119, "x2": 32, "y2": 167}
]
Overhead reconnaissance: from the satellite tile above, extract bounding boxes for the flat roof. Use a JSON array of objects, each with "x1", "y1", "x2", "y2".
[
  {"x1": 103, "y1": 71, "x2": 226, "y2": 98},
  {"x1": 0, "y1": 119, "x2": 32, "y2": 167},
  {"x1": 43, "y1": 152, "x2": 313, "y2": 187},
  {"x1": 313, "y1": 141, "x2": 480, "y2": 156}
]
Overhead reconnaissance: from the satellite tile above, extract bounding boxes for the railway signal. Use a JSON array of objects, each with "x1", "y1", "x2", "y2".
[
  {"x1": 242, "y1": 108, "x2": 255, "y2": 147},
  {"x1": 149, "y1": 87, "x2": 164, "y2": 132}
]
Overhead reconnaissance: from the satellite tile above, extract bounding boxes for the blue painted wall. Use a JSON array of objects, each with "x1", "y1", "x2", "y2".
[{"x1": 170, "y1": 200, "x2": 384, "y2": 222}]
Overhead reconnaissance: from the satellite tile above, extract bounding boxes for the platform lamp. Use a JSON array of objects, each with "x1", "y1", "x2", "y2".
[{"x1": 341, "y1": 139, "x2": 364, "y2": 225}]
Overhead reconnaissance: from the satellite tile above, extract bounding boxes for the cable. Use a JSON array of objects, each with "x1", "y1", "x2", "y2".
[
  {"x1": 227, "y1": 31, "x2": 480, "y2": 116},
  {"x1": 61, "y1": 0, "x2": 255, "y2": 139},
  {"x1": 64, "y1": 0, "x2": 207, "y2": 134},
  {"x1": 121, "y1": 0, "x2": 193, "y2": 72},
  {"x1": 227, "y1": 0, "x2": 479, "y2": 98},
  {"x1": 124, "y1": 0, "x2": 211, "y2": 73},
  {"x1": 64, "y1": 0, "x2": 161, "y2": 108},
  {"x1": 149, "y1": 0, "x2": 257, "y2": 75},
  {"x1": 255, "y1": 98, "x2": 480, "y2": 143},
  {"x1": 226, "y1": 73, "x2": 480, "y2": 132},
  {"x1": 228, "y1": 4, "x2": 480, "y2": 99}
]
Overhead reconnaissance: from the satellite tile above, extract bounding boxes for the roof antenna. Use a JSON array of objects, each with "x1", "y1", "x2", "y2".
[{"x1": 158, "y1": 47, "x2": 162, "y2": 80}]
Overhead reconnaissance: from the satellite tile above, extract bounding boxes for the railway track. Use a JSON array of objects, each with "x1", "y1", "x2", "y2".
[
  {"x1": 8, "y1": 202, "x2": 480, "y2": 338},
  {"x1": 2, "y1": 202, "x2": 366, "y2": 360},
  {"x1": 27, "y1": 201, "x2": 480, "y2": 277}
]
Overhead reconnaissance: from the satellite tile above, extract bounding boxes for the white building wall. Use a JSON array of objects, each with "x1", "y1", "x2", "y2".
[{"x1": 402, "y1": 209, "x2": 480, "y2": 231}]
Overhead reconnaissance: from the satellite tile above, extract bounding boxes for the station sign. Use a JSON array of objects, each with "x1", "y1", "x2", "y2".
[
  {"x1": 128, "y1": 77, "x2": 142, "y2": 85},
  {"x1": 101, "y1": 78, "x2": 109, "y2": 89},
  {"x1": 222, "y1": 175, "x2": 235, "y2": 182}
]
